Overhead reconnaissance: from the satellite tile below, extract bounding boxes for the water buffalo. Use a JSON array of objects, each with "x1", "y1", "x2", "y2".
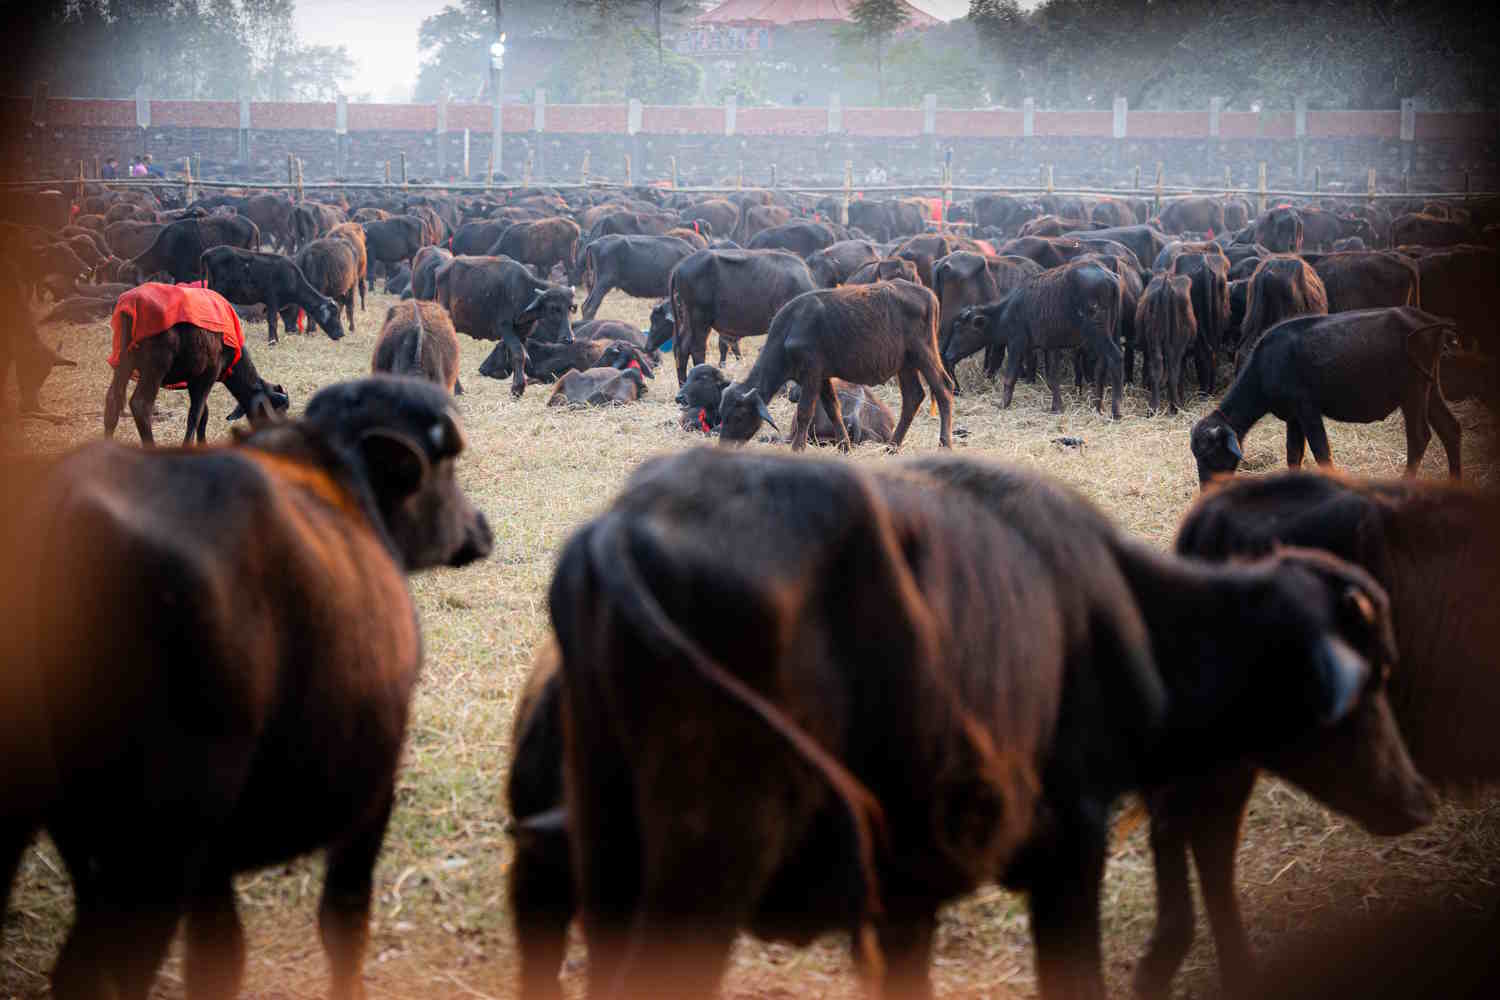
[
  {"x1": 578, "y1": 234, "x2": 696, "y2": 320},
  {"x1": 1190, "y1": 307, "x2": 1461, "y2": 485},
  {"x1": 487, "y1": 217, "x2": 581, "y2": 279},
  {"x1": 845, "y1": 257, "x2": 920, "y2": 285},
  {"x1": 328, "y1": 222, "x2": 369, "y2": 312},
  {"x1": 805, "y1": 240, "x2": 881, "y2": 287},
  {"x1": 545, "y1": 366, "x2": 648, "y2": 406},
  {"x1": 1391, "y1": 212, "x2": 1474, "y2": 248},
  {"x1": 127, "y1": 216, "x2": 261, "y2": 283},
  {"x1": 408, "y1": 245, "x2": 454, "y2": 301},
  {"x1": 1171, "y1": 250, "x2": 1231, "y2": 394},
  {"x1": 1157, "y1": 197, "x2": 1227, "y2": 235},
  {"x1": 371, "y1": 300, "x2": 461, "y2": 394},
  {"x1": 1135, "y1": 273, "x2": 1198, "y2": 415},
  {"x1": 785, "y1": 378, "x2": 896, "y2": 446},
  {"x1": 437, "y1": 256, "x2": 575, "y2": 398},
  {"x1": 747, "y1": 221, "x2": 841, "y2": 258},
  {"x1": 200, "y1": 245, "x2": 345, "y2": 344},
  {"x1": 1236, "y1": 255, "x2": 1329, "y2": 367},
  {"x1": 3, "y1": 376, "x2": 491, "y2": 1000},
  {"x1": 1253, "y1": 206, "x2": 1304, "y2": 253},
  {"x1": 718, "y1": 279, "x2": 952, "y2": 450},
  {"x1": 361, "y1": 215, "x2": 427, "y2": 271},
  {"x1": 289, "y1": 201, "x2": 345, "y2": 253},
  {"x1": 292, "y1": 238, "x2": 360, "y2": 333}
]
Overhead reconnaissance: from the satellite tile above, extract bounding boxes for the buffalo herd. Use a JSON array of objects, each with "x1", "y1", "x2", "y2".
[{"x1": 1, "y1": 175, "x2": 1498, "y2": 1000}]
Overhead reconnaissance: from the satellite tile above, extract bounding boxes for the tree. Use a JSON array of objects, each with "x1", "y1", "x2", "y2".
[{"x1": 836, "y1": 0, "x2": 912, "y2": 106}]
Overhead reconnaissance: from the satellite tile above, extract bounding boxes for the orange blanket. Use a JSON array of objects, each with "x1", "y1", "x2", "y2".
[{"x1": 109, "y1": 282, "x2": 244, "y2": 380}]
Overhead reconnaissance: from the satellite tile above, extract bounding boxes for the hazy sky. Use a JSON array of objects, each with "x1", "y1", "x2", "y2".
[{"x1": 294, "y1": 1, "x2": 973, "y2": 102}]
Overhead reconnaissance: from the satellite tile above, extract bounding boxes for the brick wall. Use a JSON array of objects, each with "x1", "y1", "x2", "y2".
[{"x1": 3, "y1": 97, "x2": 1497, "y2": 193}]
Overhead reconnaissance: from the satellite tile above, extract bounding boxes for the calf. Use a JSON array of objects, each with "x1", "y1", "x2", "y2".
[
  {"x1": 545, "y1": 366, "x2": 647, "y2": 406},
  {"x1": 372, "y1": 300, "x2": 462, "y2": 394},
  {"x1": 435, "y1": 255, "x2": 575, "y2": 398},
  {"x1": 786, "y1": 378, "x2": 896, "y2": 446},
  {"x1": 3, "y1": 376, "x2": 491, "y2": 1000},
  {"x1": 570, "y1": 318, "x2": 652, "y2": 351},
  {"x1": 328, "y1": 221, "x2": 369, "y2": 312},
  {"x1": 292, "y1": 238, "x2": 360, "y2": 333},
  {"x1": 578, "y1": 234, "x2": 696, "y2": 320},
  {"x1": 409, "y1": 245, "x2": 454, "y2": 301},
  {"x1": 105, "y1": 284, "x2": 288, "y2": 445},
  {"x1": 200, "y1": 245, "x2": 345, "y2": 344},
  {"x1": 510, "y1": 448, "x2": 1404, "y2": 1000},
  {"x1": 806, "y1": 239, "x2": 881, "y2": 287},
  {"x1": 1136, "y1": 471, "x2": 1498, "y2": 998},
  {"x1": 845, "y1": 256, "x2": 919, "y2": 285},
  {"x1": 1236, "y1": 255, "x2": 1328, "y2": 367},
  {"x1": 1306, "y1": 250, "x2": 1420, "y2": 313},
  {"x1": 1253, "y1": 206, "x2": 1304, "y2": 252},
  {"x1": 718, "y1": 279, "x2": 953, "y2": 450},
  {"x1": 1134, "y1": 273, "x2": 1198, "y2": 414},
  {"x1": 656, "y1": 249, "x2": 815, "y2": 384},
  {"x1": 673, "y1": 362, "x2": 731, "y2": 433},
  {"x1": 487, "y1": 217, "x2": 581, "y2": 279},
  {"x1": 1190, "y1": 307, "x2": 1461, "y2": 485},
  {"x1": 1172, "y1": 250, "x2": 1231, "y2": 393}
]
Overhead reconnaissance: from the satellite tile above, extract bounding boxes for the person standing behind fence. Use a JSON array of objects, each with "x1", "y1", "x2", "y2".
[
  {"x1": 100, "y1": 156, "x2": 119, "y2": 179},
  {"x1": 143, "y1": 153, "x2": 163, "y2": 178},
  {"x1": 129, "y1": 156, "x2": 146, "y2": 177}
]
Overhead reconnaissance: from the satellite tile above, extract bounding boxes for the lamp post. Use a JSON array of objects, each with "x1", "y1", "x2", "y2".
[{"x1": 490, "y1": 1, "x2": 505, "y2": 182}]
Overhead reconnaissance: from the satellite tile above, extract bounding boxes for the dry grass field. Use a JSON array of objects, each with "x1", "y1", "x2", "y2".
[{"x1": 3, "y1": 282, "x2": 1498, "y2": 999}]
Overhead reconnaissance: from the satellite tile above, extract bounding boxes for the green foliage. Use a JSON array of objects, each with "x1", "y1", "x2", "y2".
[
  {"x1": 13, "y1": 1, "x2": 354, "y2": 100},
  {"x1": 539, "y1": 24, "x2": 704, "y2": 105},
  {"x1": 714, "y1": 61, "x2": 769, "y2": 106},
  {"x1": 835, "y1": 0, "x2": 914, "y2": 105}
]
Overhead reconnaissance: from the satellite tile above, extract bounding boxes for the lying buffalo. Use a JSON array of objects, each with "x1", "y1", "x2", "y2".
[
  {"x1": 1191, "y1": 307, "x2": 1462, "y2": 485},
  {"x1": 545, "y1": 366, "x2": 648, "y2": 406},
  {"x1": 786, "y1": 378, "x2": 895, "y2": 446}
]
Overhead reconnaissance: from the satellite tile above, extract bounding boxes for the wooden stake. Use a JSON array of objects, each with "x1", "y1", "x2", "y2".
[
  {"x1": 581, "y1": 150, "x2": 590, "y2": 185},
  {"x1": 1367, "y1": 167, "x2": 1377, "y2": 198},
  {"x1": 295, "y1": 157, "x2": 304, "y2": 203},
  {"x1": 737, "y1": 161, "x2": 743, "y2": 190},
  {"x1": 1257, "y1": 162, "x2": 1268, "y2": 214},
  {"x1": 1154, "y1": 161, "x2": 1164, "y2": 212},
  {"x1": 1223, "y1": 165, "x2": 1231, "y2": 193},
  {"x1": 841, "y1": 160, "x2": 852, "y2": 227},
  {"x1": 1045, "y1": 163, "x2": 1055, "y2": 194},
  {"x1": 76, "y1": 161, "x2": 85, "y2": 206},
  {"x1": 1314, "y1": 166, "x2": 1320, "y2": 193},
  {"x1": 669, "y1": 155, "x2": 678, "y2": 189},
  {"x1": 524, "y1": 148, "x2": 533, "y2": 185},
  {"x1": 624, "y1": 154, "x2": 632, "y2": 186},
  {"x1": 1133, "y1": 164, "x2": 1140, "y2": 193},
  {"x1": 400, "y1": 151, "x2": 407, "y2": 187}
]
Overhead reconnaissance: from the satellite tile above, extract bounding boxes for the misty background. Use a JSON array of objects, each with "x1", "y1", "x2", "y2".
[{"x1": 5, "y1": 1, "x2": 1497, "y2": 111}]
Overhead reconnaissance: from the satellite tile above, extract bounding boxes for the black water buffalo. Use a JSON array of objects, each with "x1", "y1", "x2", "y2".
[
  {"x1": 408, "y1": 245, "x2": 454, "y2": 301},
  {"x1": 1171, "y1": 250, "x2": 1231, "y2": 393},
  {"x1": 578, "y1": 235, "x2": 696, "y2": 320},
  {"x1": 437, "y1": 256, "x2": 575, "y2": 397},
  {"x1": 718, "y1": 279, "x2": 952, "y2": 450},
  {"x1": 289, "y1": 202, "x2": 345, "y2": 253},
  {"x1": 449, "y1": 220, "x2": 512, "y2": 256},
  {"x1": 1253, "y1": 206, "x2": 1304, "y2": 253},
  {"x1": 677, "y1": 198, "x2": 739, "y2": 238},
  {"x1": 672, "y1": 362, "x2": 732, "y2": 433},
  {"x1": 1134, "y1": 273, "x2": 1197, "y2": 414},
  {"x1": 933, "y1": 252, "x2": 1043, "y2": 352},
  {"x1": 845, "y1": 198, "x2": 927, "y2": 242},
  {"x1": 655, "y1": 249, "x2": 815, "y2": 384},
  {"x1": 128, "y1": 216, "x2": 261, "y2": 283},
  {"x1": 1302, "y1": 251, "x2": 1419, "y2": 314},
  {"x1": 1416, "y1": 247, "x2": 1500, "y2": 352},
  {"x1": 509, "y1": 447, "x2": 1405, "y2": 1000},
  {"x1": 846, "y1": 257, "x2": 920, "y2": 285},
  {"x1": 1141, "y1": 471, "x2": 1498, "y2": 998},
  {"x1": 200, "y1": 246, "x2": 345, "y2": 344},
  {"x1": 4, "y1": 377, "x2": 491, "y2": 1000},
  {"x1": 747, "y1": 221, "x2": 841, "y2": 258},
  {"x1": 805, "y1": 240, "x2": 882, "y2": 287},
  {"x1": 1298, "y1": 207, "x2": 1375, "y2": 250},
  {"x1": 1190, "y1": 308, "x2": 1461, "y2": 485},
  {"x1": 1157, "y1": 197, "x2": 1227, "y2": 235},
  {"x1": 292, "y1": 238, "x2": 360, "y2": 333},
  {"x1": 1062, "y1": 225, "x2": 1168, "y2": 269},
  {"x1": 361, "y1": 216, "x2": 427, "y2": 271},
  {"x1": 1391, "y1": 212, "x2": 1474, "y2": 248}
]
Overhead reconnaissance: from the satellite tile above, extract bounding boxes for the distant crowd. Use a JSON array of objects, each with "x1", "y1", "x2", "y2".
[{"x1": 99, "y1": 154, "x2": 164, "y2": 179}]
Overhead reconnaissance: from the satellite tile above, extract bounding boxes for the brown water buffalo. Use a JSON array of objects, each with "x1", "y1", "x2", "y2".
[
  {"x1": 996, "y1": 235, "x2": 1082, "y2": 270},
  {"x1": 894, "y1": 233, "x2": 980, "y2": 288},
  {"x1": 933, "y1": 252, "x2": 1044, "y2": 383},
  {"x1": 1253, "y1": 206, "x2": 1304, "y2": 253},
  {"x1": 678, "y1": 199, "x2": 739, "y2": 238},
  {"x1": 1062, "y1": 225, "x2": 1169, "y2": 270},
  {"x1": 439, "y1": 256, "x2": 575, "y2": 397},
  {"x1": 1190, "y1": 307, "x2": 1461, "y2": 485},
  {"x1": 1135, "y1": 273, "x2": 1198, "y2": 414},
  {"x1": 1391, "y1": 212, "x2": 1474, "y2": 248},
  {"x1": 292, "y1": 238, "x2": 359, "y2": 332},
  {"x1": 449, "y1": 220, "x2": 512, "y2": 256},
  {"x1": 806, "y1": 240, "x2": 881, "y2": 287},
  {"x1": 100, "y1": 220, "x2": 161, "y2": 262},
  {"x1": 973, "y1": 194, "x2": 1044, "y2": 235},
  {"x1": 361, "y1": 216, "x2": 427, "y2": 271},
  {"x1": 510, "y1": 447, "x2": 1406, "y2": 1000},
  {"x1": 845, "y1": 257, "x2": 920, "y2": 285},
  {"x1": 718, "y1": 278, "x2": 952, "y2": 450},
  {"x1": 785, "y1": 378, "x2": 895, "y2": 446},
  {"x1": 289, "y1": 201, "x2": 345, "y2": 253},
  {"x1": 328, "y1": 222, "x2": 369, "y2": 312},
  {"x1": 1139, "y1": 471, "x2": 1499, "y2": 998},
  {"x1": 408, "y1": 245, "x2": 454, "y2": 301},
  {"x1": 1236, "y1": 255, "x2": 1329, "y2": 367},
  {"x1": 372, "y1": 300, "x2": 461, "y2": 394},
  {"x1": 200, "y1": 245, "x2": 345, "y2": 344},
  {"x1": 1157, "y1": 196, "x2": 1227, "y2": 235},
  {"x1": 655, "y1": 249, "x2": 816, "y2": 384},
  {"x1": 0, "y1": 271, "x2": 76, "y2": 418},
  {"x1": 2, "y1": 376, "x2": 491, "y2": 1000},
  {"x1": 735, "y1": 204, "x2": 793, "y2": 243},
  {"x1": 1306, "y1": 251, "x2": 1420, "y2": 313},
  {"x1": 1298, "y1": 207, "x2": 1375, "y2": 250},
  {"x1": 1417, "y1": 247, "x2": 1500, "y2": 352},
  {"x1": 545, "y1": 366, "x2": 648, "y2": 406},
  {"x1": 1171, "y1": 249, "x2": 1232, "y2": 394},
  {"x1": 488, "y1": 217, "x2": 581, "y2": 279},
  {"x1": 241, "y1": 193, "x2": 295, "y2": 249}
]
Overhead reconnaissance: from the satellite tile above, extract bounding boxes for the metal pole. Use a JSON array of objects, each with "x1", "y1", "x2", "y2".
[
  {"x1": 1257, "y1": 162, "x2": 1268, "y2": 214},
  {"x1": 400, "y1": 151, "x2": 408, "y2": 187},
  {"x1": 669, "y1": 155, "x2": 678, "y2": 189},
  {"x1": 841, "y1": 160, "x2": 852, "y2": 226},
  {"x1": 1154, "y1": 161, "x2": 1164, "y2": 213},
  {"x1": 490, "y1": 1, "x2": 504, "y2": 183}
]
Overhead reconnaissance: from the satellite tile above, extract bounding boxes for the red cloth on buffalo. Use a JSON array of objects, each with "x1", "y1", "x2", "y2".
[{"x1": 109, "y1": 282, "x2": 244, "y2": 384}]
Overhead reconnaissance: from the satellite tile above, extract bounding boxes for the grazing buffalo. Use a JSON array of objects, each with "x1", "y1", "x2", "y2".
[
  {"x1": 1135, "y1": 273, "x2": 1198, "y2": 414},
  {"x1": 1253, "y1": 206, "x2": 1304, "y2": 253},
  {"x1": 487, "y1": 217, "x2": 581, "y2": 279},
  {"x1": 656, "y1": 249, "x2": 815, "y2": 384},
  {"x1": 545, "y1": 366, "x2": 648, "y2": 406},
  {"x1": 293, "y1": 238, "x2": 360, "y2": 333},
  {"x1": 128, "y1": 216, "x2": 261, "y2": 283},
  {"x1": 1190, "y1": 307, "x2": 1461, "y2": 485},
  {"x1": 785, "y1": 378, "x2": 896, "y2": 446},
  {"x1": 718, "y1": 279, "x2": 952, "y2": 450},
  {"x1": 362, "y1": 216, "x2": 427, "y2": 271},
  {"x1": 1237, "y1": 255, "x2": 1329, "y2": 367},
  {"x1": 105, "y1": 284, "x2": 288, "y2": 445},
  {"x1": 436, "y1": 256, "x2": 575, "y2": 398},
  {"x1": 578, "y1": 235, "x2": 696, "y2": 320},
  {"x1": 372, "y1": 300, "x2": 462, "y2": 394},
  {"x1": 328, "y1": 222, "x2": 369, "y2": 312},
  {"x1": 4, "y1": 376, "x2": 490, "y2": 1000},
  {"x1": 1140, "y1": 471, "x2": 1500, "y2": 998},
  {"x1": 806, "y1": 240, "x2": 881, "y2": 287},
  {"x1": 510, "y1": 447, "x2": 1404, "y2": 1000},
  {"x1": 200, "y1": 245, "x2": 345, "y2": 343}
]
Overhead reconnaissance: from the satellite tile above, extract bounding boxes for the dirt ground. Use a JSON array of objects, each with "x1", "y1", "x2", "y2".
[{"x1": 3, "y1": 282, "x2": 1497, "y2": 999}]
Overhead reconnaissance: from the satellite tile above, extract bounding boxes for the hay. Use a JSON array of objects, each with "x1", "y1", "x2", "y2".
[{"x1": 3, "y1": 284, "x2": 1497, "y2": 999}]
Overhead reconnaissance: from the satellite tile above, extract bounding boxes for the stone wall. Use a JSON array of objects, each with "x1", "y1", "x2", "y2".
[{"x1": 3, "y1": 96, "x2": 1496, "y2": 194}]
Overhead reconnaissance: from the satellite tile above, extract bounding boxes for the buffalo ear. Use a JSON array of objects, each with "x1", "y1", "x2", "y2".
[
  {"x1": 359, "y1": 428, "x2": 431, "y2": 498},
  {"x1": 1314, "y1": 634, "x2": 1371, "y2": 725}
]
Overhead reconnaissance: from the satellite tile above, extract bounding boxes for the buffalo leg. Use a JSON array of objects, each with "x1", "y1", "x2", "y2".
[
  {"x1": 717, "y1": 335, "x2": 730, "y2": 368},
  {"x1": 818, "y1": 378, "x2": 852, "y2": 452},
  {"x1": 128, "y1": 376, "x2": 162, "y2": 447},
  {"x1": 185, "y1": 868, "x2": 247, "y2": 1000},
  {"x1": 358, "y1": 275, "x2": 366, "y2": 312},
  {"x1": 1134, "y1": 790, "x2": 1198, "y2": 999},
  {"x1": 319, "y1": 790, "x2": 393, "y2": 1000},
  {"x1": 1190, "y1": 766, "x2": 1259, "y2": 997},
  {"x1": 1300, "y1": 407, "x2": 1334, "y2": 466},
  {"x1": 502, "y1": 330, "x2": 529, "y2": 399},
  {"x1": 52, "y1": 855, "x2": 187, "y2": 1000},
  {"x1": 1426, "y1": 390, "x2": 1462, "y2": 478},
  {"x1": 890, "y1": 368, "x2": 926, "y2": 450},
  {"x1": 1194, "y1": 337, "x2": 1216, "y2": 396},
  {"x1": 1044, "y1": 350, "x2": 1065, "y2": 414},
  {"x1": 879, "y1": 909, "x2": 939, "y2": 1000},
  {"x1": 1027, "y1": 813, "x2": 1109, "y2": 1000},
  {"x1": 788, "y1": 373, "x2": 822, "y2": 451},
  {"x1": 343, "y1": 289, "x2": 356, "y2": 332},
  {"x1": 916, "y1": 357, "x2": 954, "y2": 448},
  {"x1": 1285, "y1": 418, "x2": 1306, "y2": 469},
  {"x1": 182, "y1": 375, "x2": 215, "y2": 447},
  {"x1": 580, "y1": 279, "x2": 609, "y2": 321},
  {"x1": 510, "y1": 829, "x2": 573, "y2": 1000}
]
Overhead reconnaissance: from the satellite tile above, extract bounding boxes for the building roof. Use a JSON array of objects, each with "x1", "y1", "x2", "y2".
[{"x1": 695, "y1": 0, "x2": 942, "y2": 29}]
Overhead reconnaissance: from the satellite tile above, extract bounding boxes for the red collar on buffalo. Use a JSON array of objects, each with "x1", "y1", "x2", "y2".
[{"x1": 698, "y1": 407, "x2": 712, "y2": 434}]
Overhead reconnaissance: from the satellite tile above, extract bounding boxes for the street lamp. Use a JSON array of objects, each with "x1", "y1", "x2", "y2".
[
  {"x1": 489, "y1": 31, "x2": 505, "y2": 180},
  {"x1": 490, "y1": 34, "x2": 506, "y2": 71}
]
